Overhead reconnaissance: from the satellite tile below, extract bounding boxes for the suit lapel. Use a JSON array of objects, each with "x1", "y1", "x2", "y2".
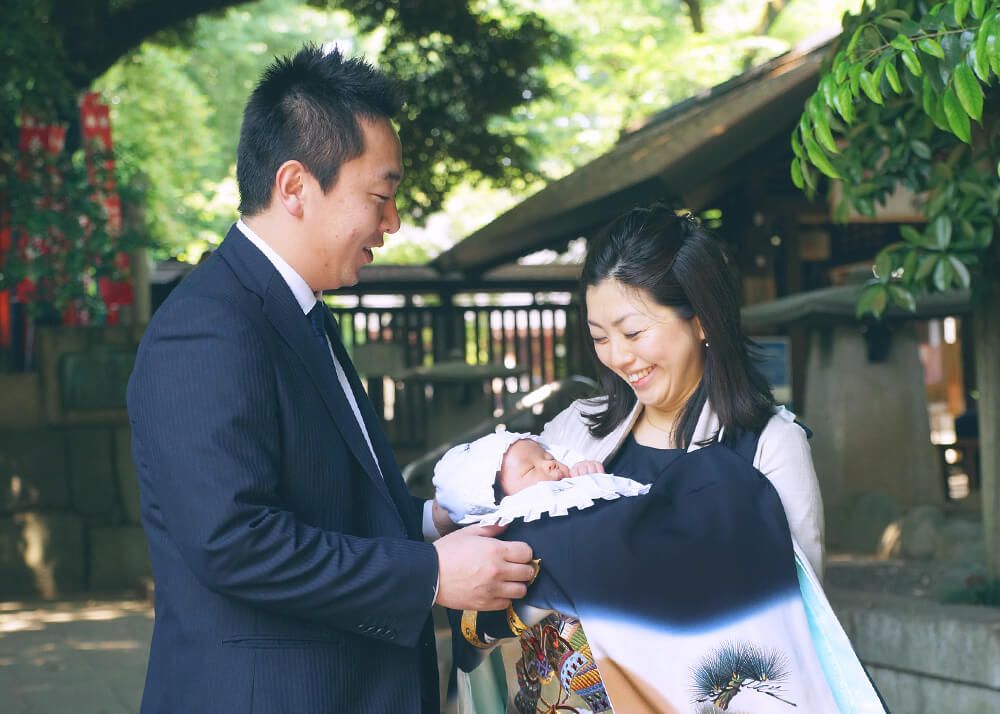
[
  {"x1": 322, "y1": 310, "x2": 423, "y2": 538},
  {"x1": 218, "y1": 227, "x2": 408, "y2": 530}
]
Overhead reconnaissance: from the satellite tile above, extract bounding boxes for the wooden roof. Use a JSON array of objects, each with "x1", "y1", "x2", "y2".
[{"x1": 432, "y1": 37, "x2": 833, "y2": 276}]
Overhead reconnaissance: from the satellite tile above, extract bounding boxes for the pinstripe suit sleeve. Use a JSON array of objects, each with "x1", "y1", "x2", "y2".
[{"x1": 127, "y1": 295, "x2": 438, "y2": 647}]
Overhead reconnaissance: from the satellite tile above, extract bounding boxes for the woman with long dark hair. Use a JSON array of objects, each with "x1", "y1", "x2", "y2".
[{"x1": 452, "y1": 205, "x2": 886, "y2": 713}]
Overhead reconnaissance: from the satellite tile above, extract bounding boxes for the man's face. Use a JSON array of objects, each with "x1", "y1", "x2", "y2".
[
  {"x1": 301, "y1": 116, "x2": 403, "y2": 290},
  {"x1": 497, "y1": 439, "x2": 571, "y2": 496}
]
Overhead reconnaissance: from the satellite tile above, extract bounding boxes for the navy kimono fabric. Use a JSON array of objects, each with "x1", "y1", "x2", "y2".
[{"x1": 454, "y1": 439, "x2": 887, "y2": 713}]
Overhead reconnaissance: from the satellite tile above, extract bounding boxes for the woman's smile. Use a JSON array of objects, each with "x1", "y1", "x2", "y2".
[{"x1": 627, "y1": 366, "x2": 655, "y2": 387}]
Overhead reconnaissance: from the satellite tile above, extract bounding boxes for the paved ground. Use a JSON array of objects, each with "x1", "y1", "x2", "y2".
[
  {"x1": 0, "y1": 599, "x2": 152, "y2": 714},
  {"x1": 0, "y1": 556, "x2": 990, "y2": 714},
  {"x1": 0, "y1": 599, "x2": 460, "y2": 714}
]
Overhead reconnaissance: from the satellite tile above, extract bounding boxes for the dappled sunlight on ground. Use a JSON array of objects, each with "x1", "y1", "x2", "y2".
[{"x1": 0, "y1": 599, "x2": 152, "y2": 714}]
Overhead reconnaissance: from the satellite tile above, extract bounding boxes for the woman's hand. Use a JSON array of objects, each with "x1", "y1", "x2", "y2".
[{"x1": 569, "y1": 460, "x2": 605, "y2": 477}]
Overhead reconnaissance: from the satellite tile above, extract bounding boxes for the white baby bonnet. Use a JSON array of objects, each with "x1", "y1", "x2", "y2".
[{"x1": 432, "y1": 430, "x2": 650, "y2": 526}]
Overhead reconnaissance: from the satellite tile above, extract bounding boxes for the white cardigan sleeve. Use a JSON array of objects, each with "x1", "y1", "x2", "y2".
[{"x1": 755, "y1": 415, "x2": 826, "y2": 581}]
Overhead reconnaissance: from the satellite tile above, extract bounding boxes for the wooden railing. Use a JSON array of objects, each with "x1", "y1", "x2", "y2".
[{"x1": 327, "y1": 297, "x2": 588, "y2": 455}]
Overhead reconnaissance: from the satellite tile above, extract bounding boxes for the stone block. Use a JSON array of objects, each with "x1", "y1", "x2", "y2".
[
  {"x1": 35, "y1": 325, "x2": 142, "y2": 425},
  {"x1": 831, "y1": 589, "x2": 1000, "y2": 690},
  {"x1": 827, "y1": 490, "x2": 900, "y2": 554},
  {"x1": 0, "y1": 373, "x2": 43, "y2": 427},
  {"x1": 0, "y1": 512, "x2": 86, "y2": 598},
  {"x1": 0, "y1": 429, "x2": 71, "y2": 512},
  {"x1": 58, "y1": 346, "x2": 136, "y2": 411},
  {"x1": 935, "y1": 519, "x2": 983, "y2": 560},
  {"x1": 114, "y1": 426, "x2": 142, "y2": 525},
  {"x1": 67, "y1": 428, "x2": 122, "y2": 522},
  {"x1": 88, "y1": 525, "x2": 150, "y2": 593},
  {"x1": 868, "y1": 663, "x2": 1000, "y2": 713},
  {"x1": 900, "y1": 505, "x2": 946, "y2": 560}
]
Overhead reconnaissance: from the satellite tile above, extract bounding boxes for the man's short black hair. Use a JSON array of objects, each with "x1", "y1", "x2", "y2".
[{"x1": 236, "y1": 44, "x2": 403, "y2": 216}]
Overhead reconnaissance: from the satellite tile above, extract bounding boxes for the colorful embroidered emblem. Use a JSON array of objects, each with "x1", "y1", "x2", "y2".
[{"x1": 514, "y1": 614, "x2": 612, "y2": 713}]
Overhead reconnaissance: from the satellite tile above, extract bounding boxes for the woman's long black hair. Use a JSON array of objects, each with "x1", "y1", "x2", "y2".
[{"x1": 580, "y1": 204, "x2": 775, "y2": 448}]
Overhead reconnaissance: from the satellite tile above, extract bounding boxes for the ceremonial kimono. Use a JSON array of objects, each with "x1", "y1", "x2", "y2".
[{"x1": 453, "y1": 400, "x2": 884, "y2": 713}]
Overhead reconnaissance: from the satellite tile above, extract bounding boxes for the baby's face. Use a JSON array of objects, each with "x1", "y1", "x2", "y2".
[{"x1": 497, "y1": 439, "x2": 571, "y2": 495}]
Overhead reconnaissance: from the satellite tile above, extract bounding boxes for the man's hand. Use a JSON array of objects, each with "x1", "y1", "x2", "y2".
[
  {"x1": 433, "y1": 525, "x2": 534, "y2": 611},
  {"x1": 570, "y1": 459, "x2": 605, "y2": 477}
]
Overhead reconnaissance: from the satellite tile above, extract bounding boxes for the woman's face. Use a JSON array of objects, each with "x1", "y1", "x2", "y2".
[{"x1": 585, "y1": 278, "x2": 705, "y2": 414}]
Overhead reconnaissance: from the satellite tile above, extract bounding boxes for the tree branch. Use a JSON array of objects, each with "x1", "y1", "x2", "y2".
[
  {"x1": 682, "y1": 0, "x2": 705, "y2": 34},
  {"x1": 54, "y1": 0, "x2": 251, "y2": 87},
  {"x1": 755, "y1": 0, "x2": 787, "y2": 36}
]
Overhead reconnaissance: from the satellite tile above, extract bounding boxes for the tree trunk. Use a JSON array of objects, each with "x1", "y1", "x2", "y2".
[
  {"x1": 755, "y1": 0, "x2": 787, "y2": 36},
  {"x1": 682, "y1": 0, "x2": 705, "y2": 33},
  {"x1": 973, "y1": 275, "x2": 1000, "y2": 577}
]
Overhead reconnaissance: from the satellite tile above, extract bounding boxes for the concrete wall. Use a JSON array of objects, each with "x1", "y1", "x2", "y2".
[
  {"x1": 0, "y1": 327, "x2": 149, "y2": 598},
  {"x1": 831, "y1": 589, "x2": 1000, "y2": 713}
]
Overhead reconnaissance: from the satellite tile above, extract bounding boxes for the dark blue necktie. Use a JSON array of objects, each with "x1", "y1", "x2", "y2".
[{"x1": 307, "y1": 301, "x2": 331, "y2": 358}]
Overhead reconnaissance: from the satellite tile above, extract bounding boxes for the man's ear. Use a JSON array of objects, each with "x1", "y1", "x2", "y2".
[{"x1": 274, "y1": 160, "x2": 306, "y2": 217}]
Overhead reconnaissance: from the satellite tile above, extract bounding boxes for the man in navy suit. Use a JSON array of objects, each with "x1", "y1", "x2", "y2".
[{"x1": 126, "y1": 45, "x2": 535, "y2": 714}]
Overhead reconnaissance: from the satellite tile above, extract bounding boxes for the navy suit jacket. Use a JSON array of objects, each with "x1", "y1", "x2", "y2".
[{"x1": 127, "y1": 226, "x2": 440, "y2": 714}]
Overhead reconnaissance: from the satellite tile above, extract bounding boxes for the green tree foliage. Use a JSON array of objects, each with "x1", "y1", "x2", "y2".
[
  {"x1": 790, "y1": 0, "x2": 999, "y2": 317},
  {"x1": 499, "y1": 0, "x2": 861, "y2": 181},
  {"x1": 794, "y1": 0, "x2": 1000, "y2": 578},
  {"x1": 96, "y1": 46, "x2": 217, "y2": 251},
  {"x1": 1, "y1": 0, "x2": 566, "y2": 249}
]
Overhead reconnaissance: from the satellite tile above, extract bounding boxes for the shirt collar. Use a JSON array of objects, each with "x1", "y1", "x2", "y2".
[{"x1": 236, "y1": 219, "x2": 319, "y2": 314}]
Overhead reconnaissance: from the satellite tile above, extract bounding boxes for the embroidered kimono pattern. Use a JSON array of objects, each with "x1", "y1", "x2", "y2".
[
  {"x1": 512, "y1": 613, "x2": 611, "y2": 713},
  {"x1": 452, "y1": 434, "x2": 888, "y2": 713}
]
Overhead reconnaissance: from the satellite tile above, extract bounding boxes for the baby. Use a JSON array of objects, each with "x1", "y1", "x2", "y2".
[{"x1": 433, "y1": 431, "x2": 649, "y2": 527}]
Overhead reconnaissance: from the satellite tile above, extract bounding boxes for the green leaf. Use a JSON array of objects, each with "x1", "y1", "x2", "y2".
[
  {"x1": 859, "y1": 70, "x2": 884, "y2": 104},
  {"x1": 885, "y1": 60, "x2": 904, "y2": 93},
  {"x1": 791, "y1": 129, "x2": 804, "y2": 159},
  {"x1": 803, "y1": 134, "x2": 842, "y2": 179},
  {"x1": 790, "y1": 157, "x2": 804, "y2": 190},
  {"x1": 900, "y1": 225, "x2": 924, "y2": 244},
  {"x1": 890, "y1": 35, "x2": 913, "y2": 52},
  {"x1": 942, "y1": 87, "x2": 973, "y2": 142},
  {"x1": 949, "y1": 256, "x2": 972, "y2": 288},
  {"x1": 953, "y1": 63, "x2": 984, "y2": 121},
  {"x1": 849, "y1": 63, "x2": 863, "y2": 96},
  {"x1": 875, "y1": 249, "x2": 893, "y2": 280},
  {"x1": 933, "y1": 257, "x2": 953, "y2": 291},
  {"x1": 872, "y1": 288, "x2": 888, "y2": 316},
  {"x1": 988, "y1": 21, "x2": 1000, "y2": 77},
  {"x1": 910, "y1": 139, "x2": 932, "y2": 158},
  {"x1": 834, "y1": 57, "x2": 850, "y2": 84},
  {"x1": 955, "y1": 0, "x2": 970, "y2": 24},
  {"x1": 918, "y1": 38, "x2": 945, "y2": 58},
  {"x1": 813, "y1": 111, "x2": 840, "y2": 154},
  {"x1": 857, "y1": 284, "x2": 888, "y2": 318},
  {"x1": 970, "y1": 45, "x2": 991, "y2": 82},
  {"x1": 973, "y1": 0, "x2": 987, "y2": 19},
  {"x1": 889, "y1": 285, "x2": 917, "y2": 311},
  {"x1": 902, "y1": 249, "x2": 918, "y2": 281},
  {"x1": 901, "y1": 48, "x2": 923, "y2": 76},
  {"x1": 836, "y1": 85, "x2": 855, "y2": 123},
  {"x1": 847, "y1": 24, "x2": 867, "y2": 56},
  {"x1": 916, "y1": 254, "x2": 938, "y2": 281},
  {"x1": 933, "y1": 215, "x2": 953, "y2": 249},
  {"x1": 923, "y1": 78, "x2": 950, "y2": 130}
]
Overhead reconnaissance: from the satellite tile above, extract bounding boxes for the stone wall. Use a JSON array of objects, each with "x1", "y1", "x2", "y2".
[
  {"x1": 0, "y1": 326, "x2": 149, "y2": 598},
  {"x1": 803, "y1": 322, "x2": 944, "y2": 552},
  {"x1": 831, "y1": 589, "x2": 1000, "y2": 713}
]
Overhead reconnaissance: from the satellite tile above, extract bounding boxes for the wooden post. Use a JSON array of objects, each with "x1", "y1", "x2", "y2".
[{"x1": 973, "y1": 277, "x2": 1000, "y2": 577}]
